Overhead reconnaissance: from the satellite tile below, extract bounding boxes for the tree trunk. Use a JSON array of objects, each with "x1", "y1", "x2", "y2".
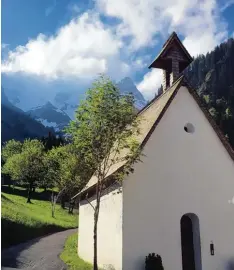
[
  {"x1": 69, "y1": 200, "x2": 75, "y2": 214},
  {"x1": 44, "y1": 187, "x2": 47, "y2": 192},
  {"x1": 71, "y1": 201, "x2": 75, "y2": 214},
  {"x1": 27, "y1": 183, "x2": 32, "y2": 203},
  {"x1": 93, "y1": 192, "x2": 101, "y2": 270},
  {"x1": 61, "y1": 195, "x2": 65, "y2": 209},
  {"x1": 93, "y1": 208, "x2": 98, "y2": 270},
  {"x1": 52, "y1": 203, "x2": 55, "y2": 218},
  {"x1": 51, "y1": 188, "x2": 65, "y2": 218},
  {"x1": 51, "y1": 192, "x2": 56, "y2": 218},
  {"x1": 68, "y1": 201, "x2": 71, "y2": 214}
]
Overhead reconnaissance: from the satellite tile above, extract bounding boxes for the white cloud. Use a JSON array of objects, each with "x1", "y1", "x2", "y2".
[
  {"x1": 130, "y1": 55, "x2": 151, "y2": 70},
  {"x1": 2, "y1": 12, "x2": 127, "y2": 80},
  {"x1": 96, "y1": 0, "x2": 227, "y2": 55},
  {"x1": 96, "y1": 0, "x2": 165, "y2": 50},
  {"x1": 137, "y1": 69, "x2": 162, "y2": 99},
  {"x1": 125, "y1": 0, "x2": 228, "y2": 95},
  {"x1": 2, "y1": 0, "x2": 230, "y2": 99}
]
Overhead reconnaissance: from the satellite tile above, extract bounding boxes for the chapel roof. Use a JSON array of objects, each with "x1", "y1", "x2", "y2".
[
  {"x1": 75, "y1": 76, "x2": 183, "y2": 197},
  {"x1": 74, "y1": 75, "x2": 234, "y2": 199},
  {"x1": 73, "y1": 34, "x2": 234, "y2": 199},
  {"x1": 73, "y1": 74, "x2": 234, "y2": 199}
]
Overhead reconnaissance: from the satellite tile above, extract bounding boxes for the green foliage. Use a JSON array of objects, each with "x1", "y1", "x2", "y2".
[
  {"x1": 184, "y1": 37, "x2": 234, "y2": 148},
  {"x1": 2, "y1": 153, "x2": 24, "y2": 182},
  {"x1": 1, "y1": 186, "x2": 77, "y2": 248},
  {"x1": 66, "y1": 75, "x2": 141, "y2": 183},
  {"x1": 60, "y1": 233, "x2": 92, "y2": 270},
  {"x1": 66, "y1": 75, "x2": 141, "y2": 270},
  {"x1": 203, "y1": 95, "x2": 210, "y2": 104},
  {"x1": 2, "y1": 139, "x2": 46, "y2": 202},
  {"x1": 2, "y1": 139, "x2": 23, "y2": 162},
  {"x1": 2, "y1": 139, "x2": 45, "y2": 185},
  {"x1": 41, "y1": 132, "x2": 65, "y2": 151},
  {"x1": 2, "y1": 138, "x2": 83, "y2": 206},
  {"x1": 225, "y1": 107, "x2": 232, "y2": 119},
  {"x1": 209, "y1": 107, "x2": 218, "y2": 119},
  {"x1": 44, "y1": 145, "x2": 83, "y2": 197}
]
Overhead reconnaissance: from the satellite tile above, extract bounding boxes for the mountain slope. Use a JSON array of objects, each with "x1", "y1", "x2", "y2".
[
  {"x1": 54, "y1": 92, "x2": 79, "y2": 119},
  {"x1": 27, "y1": 102, "x2": 71, "y2": 132},
  {"x1": 117, "y1": 77, "x2": 147, "y2": 109},
  {"x1": 2, "y1": 87, "x2": 23, "y2": 113},
  {"x1": 184, "y1": 37, "x2": 234, "y2": 148},
  {"x1": 1, "y1": 108, "x2": 53, "y2": 143},
  {"x1": 1, "y1": 87, "x2": 53, "y2": 142}
]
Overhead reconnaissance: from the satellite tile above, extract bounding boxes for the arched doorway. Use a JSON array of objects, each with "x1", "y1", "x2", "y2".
[{"x1": 180, "y1": 213, "x2": 202, "y2": 270}]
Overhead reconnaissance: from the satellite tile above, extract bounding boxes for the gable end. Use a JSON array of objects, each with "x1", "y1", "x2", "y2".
[{"x1": 182, "y1": 78, "x2": 234, "y2": 161}]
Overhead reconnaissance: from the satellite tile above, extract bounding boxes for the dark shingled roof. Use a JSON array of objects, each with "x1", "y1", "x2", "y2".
[{"x1": 148, "y1": 32, "x2": 193, "y2": 69}]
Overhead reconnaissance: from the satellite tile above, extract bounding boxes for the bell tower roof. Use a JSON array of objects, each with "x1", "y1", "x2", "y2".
[{"x1": 148, "y1": 32, "x2": 193, "y2": 70}]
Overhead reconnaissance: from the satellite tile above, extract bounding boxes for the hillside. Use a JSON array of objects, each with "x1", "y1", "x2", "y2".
[
  {"x1": 184, "y1": 37, "x2": 234, "y2": 148},
  {"x1": 1, "y1": 186, "x2": 77, "y2": 248}
]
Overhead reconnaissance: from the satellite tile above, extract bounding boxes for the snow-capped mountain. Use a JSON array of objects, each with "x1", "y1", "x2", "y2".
[
  {"x1": 54, "y1": 77, "x2": 147, "y2": 118},
  {"x1": 27, "y1": 102, "x2": 71, "y2": 132},
  {"x1": 54, "y1": 91, "x2": 80, "y2": 119},
  {"x1": 116, "y1": 77, "x2": 147, "y2": 110},
  {"x1": 2, "y1": 76, "x2": 147, "y2": 133}
]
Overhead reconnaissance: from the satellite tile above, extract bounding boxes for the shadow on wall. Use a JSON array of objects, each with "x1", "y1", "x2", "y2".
[{"x1": 226, "y1": 258, "x2": 234, "y2": 270}]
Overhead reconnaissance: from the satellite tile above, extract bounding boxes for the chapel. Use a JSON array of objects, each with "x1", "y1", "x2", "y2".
[{"x1": 75, "y1": 32, "x2": 234, "y2": 270}]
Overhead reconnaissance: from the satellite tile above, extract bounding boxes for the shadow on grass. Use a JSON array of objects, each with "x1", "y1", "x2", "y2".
[
  {"x1": 1, "y1": 185, "x2": 57, "y2": 202},
  {"x1": 1, "y1": 218, "x2": 67, "y2": 268},
  {"x1": 1, "y1": 193, "x2": 14, "y2": 203}
]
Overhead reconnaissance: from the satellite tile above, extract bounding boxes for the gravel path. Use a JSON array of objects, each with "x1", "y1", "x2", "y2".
[{"x1": 1, "y1": 229, "x2": 77, "y2": 270}]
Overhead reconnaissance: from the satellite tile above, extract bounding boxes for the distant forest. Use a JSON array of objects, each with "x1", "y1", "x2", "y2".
[{"x1": 184, "y1": 37, "x2": 234, "y2": 148}]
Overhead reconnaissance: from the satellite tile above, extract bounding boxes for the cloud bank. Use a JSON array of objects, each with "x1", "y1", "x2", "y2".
[{"x1": 2, "y1": 0, "x2": 231, "y2": 98}]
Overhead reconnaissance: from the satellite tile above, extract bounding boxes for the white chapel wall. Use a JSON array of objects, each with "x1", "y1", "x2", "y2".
[
  {"x1": 122, "y1": 86, "x2": 234, "y2": 270},
  {"x1": 79, "y1": 183, "x2": 123, "y2": 270}
]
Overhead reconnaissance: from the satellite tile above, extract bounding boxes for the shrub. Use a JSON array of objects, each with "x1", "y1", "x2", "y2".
[{"x1": 145, "y1": 253, "x2": 164, "y2": 270}]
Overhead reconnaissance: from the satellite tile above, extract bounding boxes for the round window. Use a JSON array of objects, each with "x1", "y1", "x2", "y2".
[{"x1": 184, "y1": 123, "x2": 195, "y2": 134}]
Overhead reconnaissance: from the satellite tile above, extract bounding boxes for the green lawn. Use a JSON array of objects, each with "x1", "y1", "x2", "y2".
[
  {"x1": 60, "y1": 233, "x2": 93, "y2": 270},
  {"x1": 2, "y1": 186, "x2": 78, "y2": 248}
]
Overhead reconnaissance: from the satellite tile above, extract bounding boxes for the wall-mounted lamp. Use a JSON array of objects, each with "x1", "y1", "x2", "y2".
[{"x1": 210, "y1": 241, "x2": 214, "y2": 256}]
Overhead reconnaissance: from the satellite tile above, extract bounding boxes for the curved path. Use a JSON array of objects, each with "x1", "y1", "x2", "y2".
[{"x1": 1, "y1": 229, "x2": 76, "y2": 270}]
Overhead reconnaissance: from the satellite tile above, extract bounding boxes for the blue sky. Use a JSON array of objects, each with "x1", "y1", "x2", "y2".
[{"x1": 2, "y1": 0, "x2": 234, "y2": 101}]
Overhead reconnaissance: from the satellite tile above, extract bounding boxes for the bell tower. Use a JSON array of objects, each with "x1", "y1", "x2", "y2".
[{"x1": 149, "y1": 32, "x2": 193, "y2": 92}]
